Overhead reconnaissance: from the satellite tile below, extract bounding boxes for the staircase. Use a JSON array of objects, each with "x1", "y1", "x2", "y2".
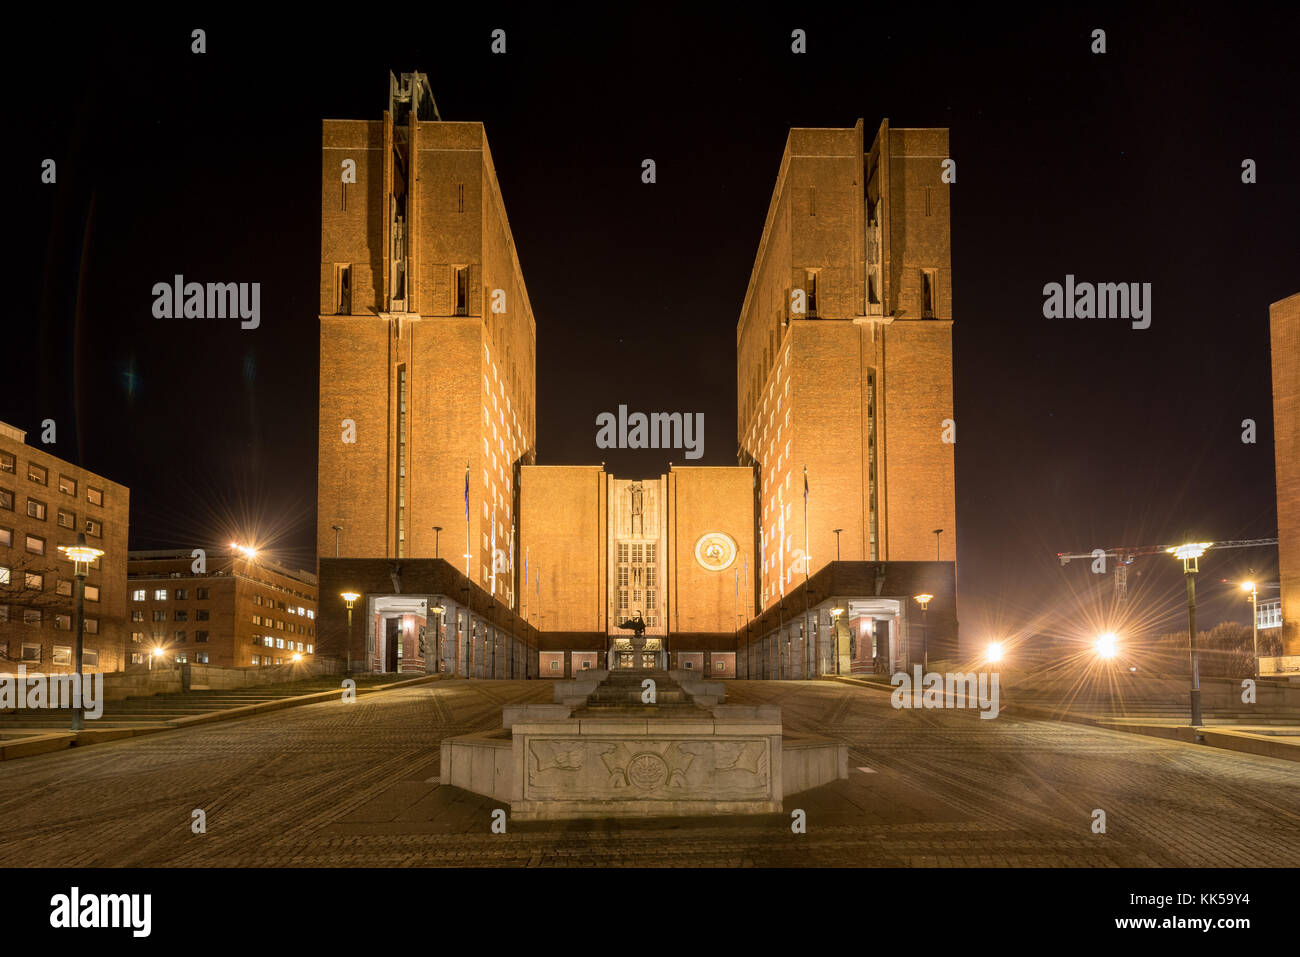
[{"x1": 576, "y1": 671, "x2": 707, "y2": 715}]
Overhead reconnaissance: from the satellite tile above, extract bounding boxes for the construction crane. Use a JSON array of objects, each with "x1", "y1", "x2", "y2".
[{"x1": 1056, "y1": 538, "x2": 1279, "y2": 601}]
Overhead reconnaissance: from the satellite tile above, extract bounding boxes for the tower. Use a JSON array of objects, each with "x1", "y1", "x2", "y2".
[
  {"x1": 737, "y1": 119, "x2": 956, "y2": 615},
  {"x1": 317, "y1": 72, "x2": 537, "y2": 605}
]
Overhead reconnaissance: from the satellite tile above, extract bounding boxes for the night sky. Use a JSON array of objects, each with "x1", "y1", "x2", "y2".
[{"x1": 11, "y1": 7, "x2": 1299, "y2": 650}]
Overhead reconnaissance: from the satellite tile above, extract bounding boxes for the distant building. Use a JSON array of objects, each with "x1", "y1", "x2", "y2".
[
  {"x1": 126, "y1": 549, "x2": 317, "y2": 667},
  {"x1": 0, "y1": 420, "x2": 129, "y2": 674},
  {"x1": 1269, "y1": 291, "x2": 1300, "y2": 662}
]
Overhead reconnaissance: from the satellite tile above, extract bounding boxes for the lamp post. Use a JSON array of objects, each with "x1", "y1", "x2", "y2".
[
  {"x1": 340, "y1": 591, "x2": 360, "y2": 676},
  {"x1": 331, "y1": 525, "x2": 342, "y2": 558},
  {"x1": 913, "y1": 593, "x2": 934, "y2": 673},
  {"x1": 830, "y1": 607, "x2": 844, "y2": 675},
  {"x1": 1241, "y1": 581, "x2": 1259, "y2": 679},
  {"x1": 833, "y1": 529, "x2": 842, "y2": 562},
  {"x1": 433, "y1": 526, "x2": 442, "y2": 560},
  {"x1": 1167, "y1": 542, "x2": 1211, "y2": 727},
  {"x1": 933, "y1": 529, "x2": 943, "y2": 562},
  {"x1": 58, "y1": 534, "x2": 104, "y2": 732}
]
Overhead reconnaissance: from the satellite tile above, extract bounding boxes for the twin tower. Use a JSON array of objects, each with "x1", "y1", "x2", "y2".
[{"x1": 317, "y1": 72, "x2": 956, "y2": 678}]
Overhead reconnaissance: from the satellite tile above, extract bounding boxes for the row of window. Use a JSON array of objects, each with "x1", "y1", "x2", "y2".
[
  {"x1": 132, "y1": 587, "x2": 211, "y2": 601},
  {"x1": 257, "y1": 636, "x2": 312, "y2": 653},
  {"x1": 132, "y1": 609, "x2": 208, "y2": 622},
  {"x1": 0, "y1": 454, "x2": 105, "y2": 505},
  {"x1": 7, "y1": 494, "x2": 104, "y2": 536},
  {"x1": 0, "y1": 606, "x2": 99, "y2": 631},
  {"x1": 133, "y1": 630, "x2": 209, "y2": 643},
  {"x1": 251, "y1": 614, "x2": 313, "y2": 635},
  {"x1": 0, "y1": 526, "x2": 101, "y2": 567},
  {"x1": 0, "y1": 566, "x2": 100, "y2": 600},
  {"x1": 134, "y1": 651, "x2": 209, "y2": 664},
  {"x1": 8, "y1": 642, "x2": 99, "y2": 666}
]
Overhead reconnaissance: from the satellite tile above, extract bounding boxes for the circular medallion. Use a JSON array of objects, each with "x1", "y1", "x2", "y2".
[
  {"x1": 694, "y1": 532, "x2": 737, "y2": 572},
  {"x1": 627, "y1": 752, "x2": 669, "y2": 790}
]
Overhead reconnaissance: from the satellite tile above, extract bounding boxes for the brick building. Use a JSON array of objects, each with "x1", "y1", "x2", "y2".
[
  {"x1": 315, "y1": 74, "x2": 956, "y2": 677},
  {"x1": 1269, "y1": 291, "x2": 1300, "y2": 661},
  {"x1": 126, "y1": 549, "x2": 318, "y2": 667},
  {"x1": 0, "y1": 420, "x2": 129, "y2": 674}
]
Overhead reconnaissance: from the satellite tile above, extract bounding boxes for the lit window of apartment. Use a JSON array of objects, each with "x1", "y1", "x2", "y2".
[
  {"x1": 28, "y1": 463, "x2": 48, "y2": 485},
  {"x1": 253, "y1": 614, "x2": 262, "y2": 625},
  {"x1": 57, "y1": 579, "x2": 72, "y2": 597},
  {"x1": 26, "y1": 535, "x2": 44, "y2": 555},
  {"x1": 131, "y1": 632, "x2": 144, "y2": 643},
  {"x1": 58, "y1": 475, "x2": 75, "y2": 496},
  {"x1": 56, "y1": 509, "x2": 75, "y2": 529},
  {"x1": 84, "y1": 584, "x2": 99, "y2": 602},
  {"x1": 24, "y1": 608, "x2": 42, "y2": 626},
  {"x1": 252, "y1": 655, "x2": 261, "y2": 666},
  {"x1": 0, "y1": 527, "x2": 10, "y2": 546},
  {"x1": 154, "y1": 588, "x2": 167, "y2": 600},
  {"x1": 84, "y1": 619, "x2": 98, "y2": 635},
  {"x1": 276, "y1": 638, "x2": 285, "y2": 649},
  {"x1": 194, "y1": 652, "x2": 209, "y2": 664},
  {"x1": 26, "y1": 499, "x2": 46, "y2": 520},
  {"x1": 55, "y1": 614, "x2": 71, "y2": 630},
  {"x1": 307, "y1": 644, "x2": 313, "y2": 654},
  {"x1": 25, "y1": 571, "x2": 42, "y2": 590},
  {"x1": 0, "y1": 452, "x2": 13, "y2": 474},
  {"x1": 86, "y1": 487, "x2": 103, "y2": 507},
  {"x1": 52, "y1": 645, "x2": 71, "y2": 665}
]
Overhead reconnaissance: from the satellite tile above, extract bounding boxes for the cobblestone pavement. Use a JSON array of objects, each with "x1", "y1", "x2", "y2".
[{"x1": 0, "y1": 679, "x2": 1296, "y2": 866}]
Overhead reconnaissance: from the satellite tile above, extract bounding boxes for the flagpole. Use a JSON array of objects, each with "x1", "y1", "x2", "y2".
[
  {"x1": 803, "y1": 465, "x2": 811, "y2": 678},
  {"x1": 464, "y1": 461, "x2": 471, "y2": 581}
]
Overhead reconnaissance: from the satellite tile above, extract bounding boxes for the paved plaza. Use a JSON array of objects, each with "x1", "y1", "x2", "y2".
[{"x1": 0, "y1": 679, "x2": 1296, "y2": 867}]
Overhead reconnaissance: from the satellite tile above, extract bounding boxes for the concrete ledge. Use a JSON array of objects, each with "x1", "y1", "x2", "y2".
[
  {"x1": 1, "y1": 732, "x2": 74, "y2": 761},
  {"x1": 502, "y1": 704, "x2": 572, "y2": 729}
]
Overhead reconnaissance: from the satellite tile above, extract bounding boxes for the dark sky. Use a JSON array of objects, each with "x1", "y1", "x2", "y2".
[{"x1": 11, "y1": 6, "x2": 1299, "y2": 650}]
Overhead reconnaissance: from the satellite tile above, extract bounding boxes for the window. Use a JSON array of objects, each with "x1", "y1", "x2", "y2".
[
  {"x1": 174, "y1": 588, "x2": 187, "y2": 600},
  {"x1": 24, "y1": 608, "x2": 41, "y2": 626},
  {"x1": 0, "y1": 489, "x2": 12, "y2": 510},
  {"x1": 454, "y1": 265, "x2": 469, "y2": 316},
  {"x1": 85, "y1": 519, "x2": 102, "y2": 538},
  {"x1": 56, "y1": 509, "x2": 74, "y2": 529},
  {"x1": 174, "y1": 654, "x2": 188, "y2": 664},
  {"x1": 131, "y1": 653, "x2": 144, "y2": 665},
  {"x1": 132, "y1": 589, "x2": 146, "y2": 601},
  {"x1": 195, "y1": 652, "x2": 209, "y2": 664},
  {"x1": 58, "y1": 475, "x2": 76, "y2": 495},
  {"x1": 27, "y1": 499, "x2": 46, "y2": 520},
  {"x1": 263, "y1": 636, "x2": 274, "y2": 647},
  {"x1": 253, "y1": 594, "x2": 263, "y2": 605},
  {"x1": 52, "y1": 645, "x2": 72, "y2": 665},
  {"x1": 0, "y1": 606, "x2": 7, "y2": 622},
  {"x1": 550, "y1": 660, "x2": 559, "y2": 671},
  {"x1": 251, "y1": 655, "x2": 261, "y2": 666},
  {"x1": 307, "y1": 644, "x2": 313, "y2": 654},
  {"x1": 276, "y1": 638, "x2": 285, "y2": 649},
  {"x1": 84, "y1": 584, "x2": 99, "y2": 602},
  {"x1": 253, "y1": 614, "x2": 262, "y2": 626},
  {"x1": 196, "y1": 587, "x2": 209, "y2": 600},
  {"x1": 86, "y1": 487, "x2": 103, "y2": 507},
  {"x1": 28, "y1": 463, "x2": 48, "y2": 485},
  {"x1": 154, "y1": 588, "x2": 167, "y2": 600},
  {"x1": 195, "y1": 609, "x2": 209, "y2": 621},
  {"x1": 152, "y1": 610, "x2": 166, "y2": 622},
  {"x1": 0, "y1": 527, "x2": 10, "y2": 546},
  {"x1": 174, "y1": 630, "x2": 186, "y2": 642},
  {"x1": 921, "y1": 269, "x2": 937, "y2": 319},
  {"x1": 0, "y1": 452, "x2": 12, "y2": 473},
  {"x1": 0, "y1": 565, "x2": 8, "y2": 585},
  {"x1": 131, "y1": 632, "x2": 144, "y2": 643},
  {"x1": 85, "y1": 618, "x2": 98, "y2": 634},
  {"x1": 335, "y1": 264, "x2": 352, "y2": 315},
  {"x1": 21, "y1": 643, "x2": 40, "y2": 662},
  {"x1": 174, "y1": 610, "x2": 187, "y2": 621},
  {"x1": 25, "y1": 571, "x2": 43, "y2": 590},
  {"x1": 56, "y1": 578, "x2": 72, "y2": 597},
  {"x1": 195, "y1": 630, "x2": 209, "y2": 643},
  {"x1": 82, "y1": 649, "x2": 99, "y2": 667},
  {"x1": 457, "y1": 183, "x2": 465, "y2": 213},
  {"x1": 808, "y1": 186, "x2": 816, "y2": 216},
  {"x1": 55, "y1": 614, "x2": 71, "y2": 630}
]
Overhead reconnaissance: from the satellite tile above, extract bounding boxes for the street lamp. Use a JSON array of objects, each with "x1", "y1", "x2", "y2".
[
  {"x1": 58, "y1": 533, "x2": 104, "y2": 732},
  {"x1": 933, "y1": 529, "x2": 943, "y2": 562},
  {"x1": 833, "y1": 529, "x2": 843, "y2": 562},
  {"x1": 913, "y1": 593, "x2": 934, "y2": 673},
  {"x1": 1095, "y1": 632, "x2": 1119, "y2": 659},
  {"x1": 340, "y1": 591, "x2": 360, "y2": 675},
  {"x1": 986, "y1": 641, "x2": 1004, "y2": 664},
  {"x1": 830, "y1": 607, "x2": 845, "y2": 675},
  {"x1": 330, "y1": 525, "x2": 342, "y2": 558},
  {"x1": 433, "y1": 526, "x2": 442, "y2": 560},
  {"x1": 1167, "y1": 542, "x2": 1212, "y2": 727},
  {"x1": 150, "y1": 646, "x2": 165, "y2": 670},
  {"x1": 1241, "y1": 581, "x2": 1259, "y2": 679}
]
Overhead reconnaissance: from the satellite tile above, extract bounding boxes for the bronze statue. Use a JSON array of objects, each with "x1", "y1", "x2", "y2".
[{"x1": 617, "y1": 610, "x2": 647, "y2": 639}]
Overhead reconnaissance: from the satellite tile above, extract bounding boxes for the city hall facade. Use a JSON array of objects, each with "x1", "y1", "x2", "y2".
[{"x1": 315, "y1": 73, "x2": 958, "y2": 679}]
